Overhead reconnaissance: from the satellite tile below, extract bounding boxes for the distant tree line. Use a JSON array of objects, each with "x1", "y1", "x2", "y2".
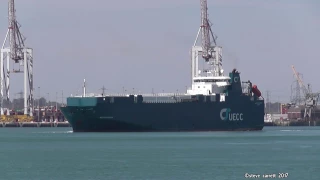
[{"x1": 1, "y1": 97, "x2": 63, "y2": 110}]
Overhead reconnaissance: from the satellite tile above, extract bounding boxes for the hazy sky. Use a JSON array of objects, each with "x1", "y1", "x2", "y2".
[{"x1": 0, "y1": 0, "x2": 319, "y2": 103}]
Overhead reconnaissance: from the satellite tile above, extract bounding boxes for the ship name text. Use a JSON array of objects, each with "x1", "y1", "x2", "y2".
[{"x1": 220, "y1": 108, "x2": 243, "y2": 121}]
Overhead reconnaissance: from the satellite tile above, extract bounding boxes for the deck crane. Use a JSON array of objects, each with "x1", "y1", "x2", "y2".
[{"x1": 291, "y1": 65, "x2": 320, "y2": 120}]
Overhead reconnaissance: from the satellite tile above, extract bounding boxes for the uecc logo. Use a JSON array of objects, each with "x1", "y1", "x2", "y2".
[{"x1": 220, "y1": 108, "x2": 244, "y2": 121}]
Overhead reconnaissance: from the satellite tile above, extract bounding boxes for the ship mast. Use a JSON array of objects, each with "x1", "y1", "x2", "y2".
[
  {"x1": 100, "y1": 85, "x2": 106, "y2": 96},
  {"x1": 83, "y1": 79, "x2": 86, "y2": 97}
]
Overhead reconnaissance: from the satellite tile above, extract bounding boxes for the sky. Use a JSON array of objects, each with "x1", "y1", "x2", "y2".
[{"x1": 0, "y1": 0, "x2": 319, "y2": 103}]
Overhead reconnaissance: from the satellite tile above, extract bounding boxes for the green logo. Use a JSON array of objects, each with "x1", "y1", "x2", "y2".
[{"x1": 220, "y1": 108, "x2": 243, "y2": 121}]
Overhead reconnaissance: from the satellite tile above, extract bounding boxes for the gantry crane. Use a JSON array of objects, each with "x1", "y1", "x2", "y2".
[
  {"x1": 1, "y1": 0, "x2": 34, "y2": 116},
  {"x1": 191, "y1": 0, "x2": 223, "y2": 79},
  {"x1": 291, "y1": 65, "x2": 320, "y2": 120},
  {"x1": 186, "y1": 0, "x2": 228, "y2": 96}
]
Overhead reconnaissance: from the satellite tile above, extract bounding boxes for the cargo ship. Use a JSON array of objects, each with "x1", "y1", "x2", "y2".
[{"x1": 60, "y1": 1, "x2": 265, "y2": 132}]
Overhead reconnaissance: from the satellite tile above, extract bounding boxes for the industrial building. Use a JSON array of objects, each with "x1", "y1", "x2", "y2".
[{"x1": 287, "y1": 105, "x2": 320, "y2": 121}]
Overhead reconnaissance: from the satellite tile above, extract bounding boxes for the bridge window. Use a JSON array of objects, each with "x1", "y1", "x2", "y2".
[{"x1": 194, "y1": 79, "x2": 229, "y2": 83}]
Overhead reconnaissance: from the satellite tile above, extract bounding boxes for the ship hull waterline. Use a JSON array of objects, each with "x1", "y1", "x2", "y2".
[
  {"x1": 61, "y1": 100, "x2": 264, "y2": 132},
  {"x1": 60, "y1": 71, "x2": 265, "y2": 132}
]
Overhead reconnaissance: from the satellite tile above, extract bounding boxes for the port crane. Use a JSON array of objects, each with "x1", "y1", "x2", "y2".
[
  {"x1": 0, "y1": 0, "x2": 34, "y2": 116},
  {"x1": 192, "y1": 0, "x2": 222, "y2": 78},
  {"x1": 188, "y1": 0, "x2": 230, "y2": 95},
  {"x1": 291, "y1": 65, "x2": 320, "y2": 120}
]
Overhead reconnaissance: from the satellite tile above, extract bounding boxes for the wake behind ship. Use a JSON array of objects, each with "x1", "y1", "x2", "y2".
[{"x1": 60, "y1": 1, "x2": 265, "y2": 132}]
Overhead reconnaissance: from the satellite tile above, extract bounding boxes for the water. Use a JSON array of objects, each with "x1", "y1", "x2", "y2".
[{"x1": 0, "y1": 126, "x2": 319, "y2": 180}]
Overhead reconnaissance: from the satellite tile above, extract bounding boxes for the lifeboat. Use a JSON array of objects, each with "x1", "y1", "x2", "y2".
[{"x1": 252, "y1": 85, "x2": 261, "y2": 97}]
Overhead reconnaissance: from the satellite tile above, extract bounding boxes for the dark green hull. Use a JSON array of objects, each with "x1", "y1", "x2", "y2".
[
  {"x1": 61, "y1": 102, "x2": 264, "y2": 132},
  {"x1": 60, "y1": 71, "x2": 265, "y2": 132}
]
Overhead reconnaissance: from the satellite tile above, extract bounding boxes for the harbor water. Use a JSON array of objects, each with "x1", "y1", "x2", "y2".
[{"x1": 0, "y1": 126, "x2": 319, "y2": 180}]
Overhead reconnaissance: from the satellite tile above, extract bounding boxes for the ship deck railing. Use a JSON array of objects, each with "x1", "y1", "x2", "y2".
[
  {"x1": 71, "y1": 93, "x2": 190, "y2": 97},
  {"x1": 70, "y1": 92, "x2": 233, "y2": 98}
]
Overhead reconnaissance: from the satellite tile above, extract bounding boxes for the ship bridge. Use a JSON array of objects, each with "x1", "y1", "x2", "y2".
[
  {"x1": 193, "y1": 76, "x2": 230, "y2": 82},
  {"x1": 187, "y1": 76, "x2": 230, "y2": 95}
]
